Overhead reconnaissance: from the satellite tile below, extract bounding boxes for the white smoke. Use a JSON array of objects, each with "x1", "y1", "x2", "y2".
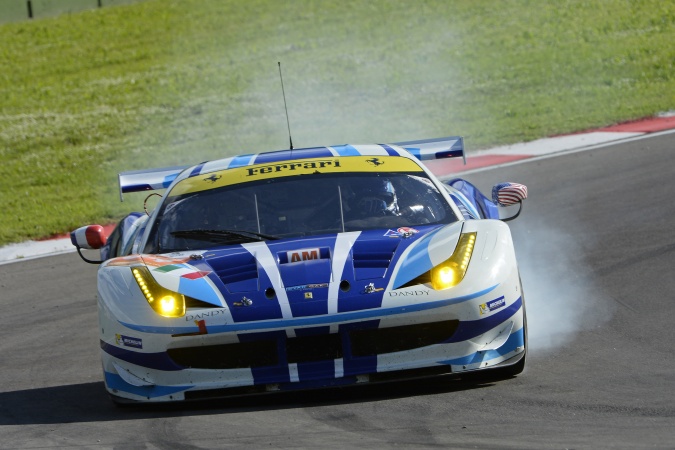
[{"x1": 513, "y1": 218, "x2": 616, "y2": 355}]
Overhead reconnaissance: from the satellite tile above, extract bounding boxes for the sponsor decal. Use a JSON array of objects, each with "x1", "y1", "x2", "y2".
[
  {"x1": 246, "y1": 159, "x2": 341, "y2": 177},
  {"x1": 233, "y1": 296, "x2": 253, "y2": 307},
  {"x1": 115, "y1": 334, "x2": 143, "y2": 349},
  {"x1": 388, "y1": 289, "x2": 430, "y2": 297},
  {"x1": 185, "y1": 309, "x2": 228, "y2": 321},
  {"x1": 279, "y1": 247, "x2": 330, "y2": 264},
  {"x1": 384, "y1": 227, "x2": 419, "y2": 238},
  {"x1": 304, "y1": 292, "x2": 313, "y2": 299},
  {"x1": 364, "y1": 283, "x2": 384, "y2": 294},
  {"x1": 287, "y1": 247, "x2": 320, "y2": 263},
  {"x1": 181, "y1": 270, "x2": 211, "y2": 280},
  {"x1": 285, "y1": 283, "x2": 329, "y2": 292},
  {"x1": 366, "y1": 157, "x2": 384, "y2": 167},
  {"x1": 479, "y1": 296, "x2": 506, "y2": 315}
]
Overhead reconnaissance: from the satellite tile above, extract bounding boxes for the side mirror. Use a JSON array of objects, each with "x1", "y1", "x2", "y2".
[
  {"x1": 71, "y1": 225, "x2": 107, "y2": 264},
  {"x1": 492, "y1": 183, "x2": 528, "y2": 222}
]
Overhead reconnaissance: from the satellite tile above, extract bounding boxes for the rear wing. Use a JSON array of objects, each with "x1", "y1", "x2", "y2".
[
  {"x1": 392, "y1": 136, "x2": 465, "y2": 164},
  {"x1": 118, "y1": 165, "x2": 189, "y2": 201}
]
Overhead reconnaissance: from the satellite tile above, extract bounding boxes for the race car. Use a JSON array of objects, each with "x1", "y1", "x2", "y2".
[{"x1": 71, "y1": 136, "x2": 528, "y2": 403}]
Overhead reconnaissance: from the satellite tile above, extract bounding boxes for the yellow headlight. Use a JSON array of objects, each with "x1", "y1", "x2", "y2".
[
  {"x1": 430, "y1": 232, "x2": 476, "y2": 290},
  {"x1": 132, "y1": 266, "x2": 186, "y2": 317}
]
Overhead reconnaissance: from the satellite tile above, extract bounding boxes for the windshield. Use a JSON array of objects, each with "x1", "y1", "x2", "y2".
[{"x1": 147, "y1": 172, "x2": 458, "y2": 253}]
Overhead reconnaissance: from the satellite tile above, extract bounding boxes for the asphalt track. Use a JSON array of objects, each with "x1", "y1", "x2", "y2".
[{"x1": 1, "y1": 132, "x2": 674, "y2": 449}]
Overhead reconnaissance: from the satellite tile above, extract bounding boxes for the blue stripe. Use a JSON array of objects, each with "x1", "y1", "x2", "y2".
[
  {"x1": 104, "y1": 371, "x2": 192, "y2": 399},
  {"x1": 189, "y1": 163, "x2": 205, "y2": 177},
  {"x1": 161, "y1": 173, "x2": 179, "y2": 188},
  {"x1": 438, "y1": 326, "x2": 525, "y2": 366},
  {"x1": 450, "y1": 193, "x2": 480, "y2": 219},
  {"x1": 292, "y1": 147, "x2": 334, "y2": 159},
  {"x1": 251, "y1": 365, "x2": 291, "y2": 385},
  {"x1": 400, "y1": 147, "x2": 463, "y2": 161},
  {"x1": 447, "y1": 297, "x2": 522, "y2": 343},
  {"x1": 341, "y1": 320, "x2": 379, "y2": 376},
  {"x1": 253, "y1": 147, "x2": 335, "y2": 164},
  {"x1": 101, "y1": 340, "x2": 184, "y2": 371},
  {"x1": 254, "y1": 150, "x2": 293, "y2": 164},
  {"x1": 297, "y1": 360, "x2": 336, "y2": 382},
  {"x1": 405, "y1": 147, "x2": 423, "y2": 160},
  {"x1": 118, "y1": 285, "x2": 498, "y2": 334},
  {"x1": 228, "y1": 154, "x2": 255, "y2": 168},
  {"x1": 177, "y1": 276, "x2": 223, "y2": 307},
  {"x1": 238, "y1": 330, "x2": 290, "y2": 385},
  {"x1": 379, "y1": 144, "x2": 401, "y2": 156},
  {"x1": 391, "y1": 227, "x2": 443, "y2": 289},
  {"x1": 122, "y1": 183, "x2": 154, "y2": 193},
  {"x1": 331, "y1": 144, "x2": 361, "y2": 156}
]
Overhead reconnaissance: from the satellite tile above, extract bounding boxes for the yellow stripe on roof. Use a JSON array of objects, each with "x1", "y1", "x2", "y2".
[{"x1": 169, "y1": 156, "x2": 422, "y2": 196}]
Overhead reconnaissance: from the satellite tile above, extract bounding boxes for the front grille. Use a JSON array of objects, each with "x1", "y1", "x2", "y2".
[
  {"x1": 168, "y1": 339, "x2": 278, "y2": 369},
  {"x1": 286, "y1": 333, "x2": 343, "y2": 363},
  {"x1": 349, "y1": 320, "x2": 459, "y2": 357},
  {"x1": 168, "y1": 320, "x2": 458, "y2": 369}
]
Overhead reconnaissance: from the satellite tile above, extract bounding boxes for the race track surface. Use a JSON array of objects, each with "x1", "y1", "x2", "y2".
[{"x1": 1, "y1": 132, "x2": 674, "y2": 449}]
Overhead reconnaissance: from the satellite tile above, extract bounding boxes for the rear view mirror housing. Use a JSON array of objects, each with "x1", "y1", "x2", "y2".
[
  {"x1": 71, "y1": 225, "x2": 107, "y2": 264},
  {"x1": 492, "y1": 183, "x2": 528, "y2": 222}
]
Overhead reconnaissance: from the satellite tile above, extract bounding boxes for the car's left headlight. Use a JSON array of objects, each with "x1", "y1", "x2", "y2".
[
  {"x1": 430, "y1": 232, "x2": 476, "y2": 290},
  {"x1": 131, "y1": 266, "x2": 186, "y2": 318}
]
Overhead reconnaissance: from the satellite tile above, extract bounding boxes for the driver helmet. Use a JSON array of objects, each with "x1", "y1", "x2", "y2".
[{"x1": 352, "y1": 178, "x2": 399, "y2": 216}]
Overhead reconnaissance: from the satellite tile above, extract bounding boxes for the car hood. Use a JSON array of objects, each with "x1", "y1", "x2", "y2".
[{"x1": 140, "y1": 222, "x2": 463, "y2": 322}]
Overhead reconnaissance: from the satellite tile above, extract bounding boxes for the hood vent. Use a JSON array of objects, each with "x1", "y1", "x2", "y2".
[
  {"x1": 351, "y1": 238, "x2": 400, "y2": 280},
  {"x1": 208, "y1": 251, "x2": 258, "y2": 292}
]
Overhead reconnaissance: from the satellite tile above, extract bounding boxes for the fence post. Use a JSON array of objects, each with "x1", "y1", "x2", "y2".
[{"x1": 27, "y1": 0, "x2": 33, "y2": 19}]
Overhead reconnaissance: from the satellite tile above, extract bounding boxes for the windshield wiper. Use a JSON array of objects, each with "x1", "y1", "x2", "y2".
[{"x1": 170, "y1": 229, "x2": 280, "y2": 244}]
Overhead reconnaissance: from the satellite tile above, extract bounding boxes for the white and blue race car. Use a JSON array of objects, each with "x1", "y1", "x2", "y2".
[{"x1": 71, "y1": 137, "x2": 528, "y2": 403}]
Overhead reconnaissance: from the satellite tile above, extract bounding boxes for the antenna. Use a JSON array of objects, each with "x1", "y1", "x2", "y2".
[{"x1": 278, "y1": 62, "x2": 294, "y2": 150}]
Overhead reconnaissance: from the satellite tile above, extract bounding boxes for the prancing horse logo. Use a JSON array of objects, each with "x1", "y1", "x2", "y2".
[
  {"x1": 366, "y1": 158, "x2": 384, "y2": 167},
  {"x1": 204, "y1": 174, "x2": 221, "y2": 183}
]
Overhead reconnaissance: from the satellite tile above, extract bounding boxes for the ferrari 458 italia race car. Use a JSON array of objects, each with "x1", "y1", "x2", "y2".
[{"x1": 71, "y1": 136, "x2": 528, "y2": 403}]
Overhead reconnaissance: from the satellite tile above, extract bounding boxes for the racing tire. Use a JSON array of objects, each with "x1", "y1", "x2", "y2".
[{"x1": 462, "y1": 281, "x2": 528, "y2": 382}]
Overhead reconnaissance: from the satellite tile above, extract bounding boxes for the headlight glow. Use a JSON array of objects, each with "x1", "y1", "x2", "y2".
[
  {"x1": 430, "y1": 232, "x2": 476, "y2": 290},
  {"x1": 132, "y1": 266, "x2": 186, "y2": 317}
]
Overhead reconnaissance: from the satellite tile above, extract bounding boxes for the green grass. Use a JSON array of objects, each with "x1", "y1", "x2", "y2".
[{"x1": 1, "y1": 0, "x2": 674, "y2": 245}]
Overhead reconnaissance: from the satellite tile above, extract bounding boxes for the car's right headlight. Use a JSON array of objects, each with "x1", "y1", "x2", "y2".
[
  {"x1": 131, "y1": 266, "x2": 186, "y2": 318},
  {"x1": 430, "y1": 232, "x2": 476, "y2": 290}
]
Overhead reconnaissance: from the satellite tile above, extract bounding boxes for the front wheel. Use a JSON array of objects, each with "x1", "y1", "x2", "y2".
[{"x1": 463, "y1": 286, "x2": 528, "y2": 381}]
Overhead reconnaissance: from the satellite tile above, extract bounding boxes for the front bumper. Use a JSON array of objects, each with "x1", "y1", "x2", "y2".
[{"x1": 101, "y1": 289, "x2": 525, "y2": 403}]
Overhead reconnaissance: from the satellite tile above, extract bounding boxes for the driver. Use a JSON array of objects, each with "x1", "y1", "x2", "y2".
[{"x1": 343, "y1": 178, "x2": 400, "y2": 219}]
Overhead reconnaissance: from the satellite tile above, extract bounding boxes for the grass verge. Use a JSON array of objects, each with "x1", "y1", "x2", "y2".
[{"x1": 0, "y1": 0, "x2": 673, "y2": 245}]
